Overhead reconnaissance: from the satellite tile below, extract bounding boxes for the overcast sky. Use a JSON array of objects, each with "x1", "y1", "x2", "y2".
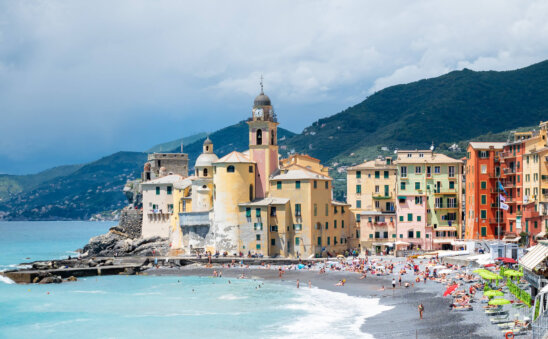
[{"x1": 1, "y1": 0, "x2": 548, "y2": 174}]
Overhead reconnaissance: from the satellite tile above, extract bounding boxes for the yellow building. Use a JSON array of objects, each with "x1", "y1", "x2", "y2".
[{"x1": 346, "y1": 157, "x2": 397, "y2": 254}]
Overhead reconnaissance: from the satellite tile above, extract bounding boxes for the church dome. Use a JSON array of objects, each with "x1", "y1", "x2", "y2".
[
  {"x1": 254, "y1": 92, "x2": 271, "y2": 107},
  {"x1": 195, "y1": 153, "x2": 218, "y2": 168},
  {"x1": 203, "y1": 137, "x2": 213, "y2": 145}
]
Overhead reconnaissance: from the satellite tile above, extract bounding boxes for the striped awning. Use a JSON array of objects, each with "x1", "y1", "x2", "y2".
[{"x1": 520, "y1": 242, "x2": 548, "y2": 271}]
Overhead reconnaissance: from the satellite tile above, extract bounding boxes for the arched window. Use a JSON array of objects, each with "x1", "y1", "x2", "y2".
[
  {"x1": 271, "y1": 130, "x2": 275, "y2": 145},
  {"x1": 256, "y1": 129, "x2": 262, "y2": 145},
  {"x1": 203, "y1": 168, "x2": 208, "y2": 177},
  {"x1": 249, "y1": 184, "x2": 254, "y2": 201},
  {"x1": 206, "y1": 146, "x2": 209, "y2": 152},
  {"x1": 227, "y1": 165, "x2": 235, "y2": 173}
]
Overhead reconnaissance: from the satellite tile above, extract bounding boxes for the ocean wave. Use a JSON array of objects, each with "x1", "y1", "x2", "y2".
[
  {"x1": 278, "y1": 287, "x2": 393, "y2": 339},
  {"x1": 0, "y1": 275, "x2": 15, "y2": 284},
  {"x1": 71, "y1": 290, "x2": 107, "y2": 294},
  {"x1": 218, "y1": 294, "x2": 248, "y2": 300}
]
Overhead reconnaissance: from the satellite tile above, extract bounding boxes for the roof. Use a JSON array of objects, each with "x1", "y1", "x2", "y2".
[
  {"x1": 142, "y1": 174, "x2": 184, "y2": 185},
  {"x1": 239, "y1": 197, "x2": 290, "y2": 207},
  {"x1": 468, "y1": 142, "x2": 506, "y2": 150},
  {"x1": 347, "y1": 158, "x2": 396, "y2": 170},
  {"x1": 173, "y1": 178, "x2": 193, "y2": 190},
  {"x1": 195, "y1": 153, "x2": 219, "y2": 167},
  {"x1": 520, "y1": 241, "x2": 548, "y2": 271},
  {"x1": 271, "y1": 168, "x2": 331, "y2": 181},
  {"x1": 396, "y1": 150, "x2": 462, "y2": 164},
  {"x1": 214, "y1": 151, "x2": 254, "y2": 164}
]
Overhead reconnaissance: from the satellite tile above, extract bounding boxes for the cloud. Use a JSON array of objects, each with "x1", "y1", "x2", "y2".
[{"x1": 1, "y1": 0, "x2": 548, "y2": 173}]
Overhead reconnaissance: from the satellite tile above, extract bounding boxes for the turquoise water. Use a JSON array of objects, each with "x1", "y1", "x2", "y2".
[{"x1": 0, "y1": 221, "x2": 389, "y2": 338}]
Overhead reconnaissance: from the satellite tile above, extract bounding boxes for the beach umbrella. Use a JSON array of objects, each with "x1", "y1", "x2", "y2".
[
  {"x1": 484, "y1": 290, "x2": 504, "y2": 298},
  {"x1": 439, "y1": 269, "x2": 454, "y2": 275},
  {"x1": 484, "y1": 263, "x2": 496, "y2": 268},
  {"x1": 495, "y1": 257, "x2": 517, "y2": 264},
  {"x1": 443, "y1": 284, "x2": 458, "y2": 297},
  {"x1": 488, "y1": 298, "x2": 511, "y2": 305}
]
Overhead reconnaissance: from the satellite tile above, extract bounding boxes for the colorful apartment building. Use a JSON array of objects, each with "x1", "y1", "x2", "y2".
[
  {"x1": 464, "y1": 142, "x2": 505, "y2": 240},
  {"x1": 346, "y1": 157, "x2": 397, "y2": 254},
  {"x1": 396, "y1": 150, "x2": 463, "y2": 250}
]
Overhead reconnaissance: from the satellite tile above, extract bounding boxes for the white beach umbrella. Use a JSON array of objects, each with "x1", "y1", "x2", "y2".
[{"x1": 438, "y1": 269, "x2": 454, "y2": 275}]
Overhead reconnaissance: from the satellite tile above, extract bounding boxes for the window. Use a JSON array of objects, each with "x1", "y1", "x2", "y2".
[
  {"x1": 481, "y1": 195, "x2": 486, "y2": 205},
  {"x1": 314, "y1": 204, "x2": 317, "y2": 216},
  {"x1": 270, "y1": 225, "x2": 278, "y2": 232},
  {"x1": 325, "y1": 181, "x2": 329, "y2": 189},
  {"x1": 481, "y1": 165, "x2": 487, "y2": 174},
  {"x1": 407, "y1": 213, "x2": 413, "y2": 221},
  {"x1": 384, "y1": 185, "x2": 389, "y2": 197},
  {"x1": 271, "y1": 239, "x2": 276, "y2": 246},
  {"x1": 356, "y1": 185, "x2": 361, "y2": 194},
  {"x1": 426, "y1": 166, "x2": 431, "y2": 177},
  {"x1": 417, "y1": 215, "x2": 421, "y2": 222},
  {"x1": 246, "y1": 208, "x2": 251, "y2": 218},
  {"x1": 255, "y1": 208, "x2": 261, "y2": 218},
  {"x1": 256, "y1": 129, "x2": 262, "y2": 145},
  {"x1": 401, "y1": 166, "x2": 407, "y2": 177},
  {"x1": 479, "y1": 151, "x2": 488, "y2": 159},
  {"x1": 369, "y1": 234, "x2": 373, "y2": 238},
  {"x1": 356, "y1": 200, "x2": 362, "y2": 208},
  {"x1": 375, "y1": 231, "x2": 380, "y2": 239},
  {"x1": 375, "y1": 171, "x2": 380, "y2": 178},
  {"x1": 356, "y1": 214, "x2": 361, "y2": 222},
  {"x1": 227, "y1": 165, "x2": 235, "y2": 173},
  {"x1": 256, "y1": 234, "x2": 261, "y2": 241},
  {"x1": 415, "y1": 166, "x2": 421, "y2": 174},
  {"x1": 481, "y1": 227, "x2": 486, "y2": 237},
  {"x1": 449, "y1": 181, "x2": 455, "y2": 189},
  {"x1": 256, "y1": 244, "x2": 261, "y2": 250},
  {"x1": 341, "y1": 220, "x2": 344, "y2": 228},
  {"x1": 356, "y1": 171, "x2": 361, "y2": 179},
  {"x1": 384, "y1": 171, "x2": 389, "y2": 178},
  {"x1": 334, "y1": 237, "x2": 338, "y2": 245},
  {"x1": 249, "y1": 166, "x2": 253, "y2": 173},
  {"x1": 314, "y1": 180, "x2": 317, "y2": 189},
  {"x1": 375, "y1": 201, "x2": 380, "y2": 208},
  {"x1": 295, "y1": 204, "x2": 301, "y2": 217},
  {"x1": 293, "y1": 224, "x2": 302, "y2": 231},
  {"x1": 327, "y1": 237, "x2": 331, "y2": 245},
  {"x1": 296, "y1": 181, "x2": 301, "y2": 189},
  {"x1": 295, "y1": 237, "x2": 300, "y2": 245},
  {"x1": 480, "y1": 181, "x2": 487, "y2": 189},
  {"x1": 449, "y1": 166, "x2": 455, "y2": 177},
  {"x1": 375, "y1": 185, "x2": 379, "y2": 193},
  {"x1": 155, "y1": 187, "x2": 160, "y2": 195},
  {"x1": 270, "y1": 207, "x2": 276, "y2": 216},
  {"x1": 334, "y1": 220, "x2": 337, "y2": 228},
  {"x1": 249, "y1": 184, "x2": 254, "y2": 201},
  {"x1": 325, "y1": 222, "x2": 329, "y2": 230},
  {"x1": 415, "y1": 182, "x2": 420, "y2": 190},
  {"x1": 277, "y1": 181, "x2": 282, "y2": 190},
  {"x1": 168, "y1": 204, "x2": 174, "y2": 213},
  {"x1": 434, "y1": 166, "x2": 440, "y2": 174},
  {"x1": 415, "y1": 196, "x2": 422, "y2": 205},
  {"x1": 254, "y1": 223, "x2": 263, "y2": 231},
  {"x1": 317, "y1": 237, "x2": 322, "y2": 246},
  {"x1": 416, "y1": 231, "x2": 421, "y2": 238},
  {"x1": 203, "y1": 168, "x2": 208, "y2": 176},
  {"x1": 435, "y1": 197, "x2": 443, "y2": 208},
  {"x1": 325, "y1": 204, "x2": 329, "y2": 216},
  {"x1": 480, "y1": 210, "x2": 487, "y2": 219},
  {"x1": 408, "y1": 230, "x2": 414, "y2": 238},
  {"x1": 399, "y1": 216, "x2": 404, "y2": 222},
  {"x1": 407, "y1": 153, "x2": 412, "y2": 158}
]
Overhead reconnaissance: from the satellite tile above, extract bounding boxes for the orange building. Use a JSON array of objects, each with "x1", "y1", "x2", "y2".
[{"x1": 465, "y1": 142, "x2": 505, "y2": 240}]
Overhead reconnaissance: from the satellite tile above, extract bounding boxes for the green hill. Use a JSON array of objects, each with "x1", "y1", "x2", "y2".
[
  {"x1": 0, "y1": 164, "x2": 83, "y2": 202},
  {"x1": 284, "y1": 59, "x2": 548, "y2": 165},
  {"x1": 147, "y1": 132, "x2": 207, "y2": 153},
  {"x1": 0, "y1": 152, "x2": 146, "y2": 220}
]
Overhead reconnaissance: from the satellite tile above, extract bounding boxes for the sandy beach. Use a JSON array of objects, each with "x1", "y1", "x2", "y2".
[{"x1": 144, "y1": 256, "x2": 505, "y2": 338}]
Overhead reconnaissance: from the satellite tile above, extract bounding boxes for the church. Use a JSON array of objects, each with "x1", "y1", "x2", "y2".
[{"x1": 142, "y1": 85, "x2": 356, "y2": 258}]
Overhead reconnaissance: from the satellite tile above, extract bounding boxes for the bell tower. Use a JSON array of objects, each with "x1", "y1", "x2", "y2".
[{"x1": 247, "y1": 78, "x2": 279, "y2": 199}]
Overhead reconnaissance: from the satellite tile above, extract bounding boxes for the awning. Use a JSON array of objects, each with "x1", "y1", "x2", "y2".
[
  {"x1": 520, "y1": 242, "x2": 548, "y2": 271},
  {"x1": 451, "y1": 240, "x2": 466, "y2": 246},
  {"x1": 535, "y1": 231, "x2": 547, "y2": 239},
  {"x1": 372, "y1": 242, "x2": 391, "y2": 246},
  {"x1": 395, "y1": 241, "x2": 410, "y2": 245},
  {"x1": 433, "y1": 239, "x2": 454, "y2": 244},
  {"x1": 397, "y1": 196, "x2": 406, "y2": 200},
  {"x1": 502, "y1": 236, "x2": 521, "y2": 243}
]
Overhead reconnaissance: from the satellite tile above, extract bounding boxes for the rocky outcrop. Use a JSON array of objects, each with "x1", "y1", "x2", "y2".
[
  {"x1": 81, "y1": 232, "x2": 169, "y2": 257},
  {"x1": 116, "y1": 207, "x2": 142, "y2": 239}
]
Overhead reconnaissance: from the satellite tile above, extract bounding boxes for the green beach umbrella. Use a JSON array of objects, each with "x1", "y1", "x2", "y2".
[
  {"x1": 484, "y1": 290, "x2": 504, "y2": 297},
  {"x1": 489, "y1": 298, "x2": 511, "y2": 305}
]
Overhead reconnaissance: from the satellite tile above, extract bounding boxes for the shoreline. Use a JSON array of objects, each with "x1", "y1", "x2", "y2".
[{"x1": 144, "y1": 262, "x2": 500, "y2": 339}]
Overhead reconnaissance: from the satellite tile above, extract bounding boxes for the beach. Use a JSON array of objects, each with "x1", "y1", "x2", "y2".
[{"x1": 145, "y1": 256, "x2": 503, "y2": 339}]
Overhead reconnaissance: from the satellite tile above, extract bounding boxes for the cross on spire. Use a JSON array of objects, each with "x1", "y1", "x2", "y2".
[{"x1": 260, "y1": 74, "x2": 264, "y2": 94}]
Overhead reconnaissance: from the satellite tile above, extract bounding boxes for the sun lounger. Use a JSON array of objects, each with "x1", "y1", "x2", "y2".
[
  {"x1": 486, "y1": 310, "x2": 508, "y2": 317},
  {"x1": 490, "y1": 314, "x2": 509, "y2": 324}
]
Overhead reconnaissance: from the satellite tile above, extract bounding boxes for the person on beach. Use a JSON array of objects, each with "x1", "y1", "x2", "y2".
[
  {"x1": 392, "y1": 278, "x2": 396, "y2": 289},
  {"x1": 418, "y1": 303, "x2": 424, "y2": 319},
  {"x1": 296, "y1": 280, "x2": 300, "y2": 288},
  {"x1": 399, "y1": 275, "x2": 402, "y2": 286},
  {"x1": 308, "y1": 280, "x2": 311, "y2": 288}
]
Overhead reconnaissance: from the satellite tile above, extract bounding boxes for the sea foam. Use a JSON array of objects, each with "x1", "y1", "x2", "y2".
[
  {"x1": 0, "y1": 275, "x2": 15, "y2": 284},
  {"x1": 280, "y1": 287, "x2": 393, "y2": 339}
]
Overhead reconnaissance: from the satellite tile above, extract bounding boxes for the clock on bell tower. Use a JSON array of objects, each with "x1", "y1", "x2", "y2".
[{"x1": 247, "y1": 79, "x2": 279, "y2": 199}]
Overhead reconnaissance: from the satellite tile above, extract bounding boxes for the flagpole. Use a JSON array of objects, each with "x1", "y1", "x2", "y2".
[{"x1": 497, "y1": 178, "x2": 501, "y2": 242}]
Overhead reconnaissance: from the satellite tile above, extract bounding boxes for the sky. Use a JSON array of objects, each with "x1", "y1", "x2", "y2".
[{"x1": 1, "y1": 0, "x2": 548, "y2": 174}]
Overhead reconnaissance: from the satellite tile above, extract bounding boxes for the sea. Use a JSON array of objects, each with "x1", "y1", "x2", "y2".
[{"x1": 0, "y1": 221, "x2": 389, "y2": 339}]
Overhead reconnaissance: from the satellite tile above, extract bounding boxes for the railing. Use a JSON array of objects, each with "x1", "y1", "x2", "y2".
[
  {"x1": 500, "y1": 151, "x2": 517, "y2": 159},
  {"x1": 503, "y1": 168, "x2": 517, "y2": 174},
  {"x1": 489, "y1": 218, "x2": 504, "y2": 224}
]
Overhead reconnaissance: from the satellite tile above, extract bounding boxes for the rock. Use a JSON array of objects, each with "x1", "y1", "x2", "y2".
[
  {"x1": 39, "y1": 276, "x2": 62, "y2": 284},
  {"x1": 102, "y1": 259, "x2": 114, "y2": 266},
  {"x1": 88, "y1": 260, "x2": 98, "y2": 267},
  {"x1": 66, "y1": 276, "x2": 77, "y2": 282},
  {"x1": 123, "y1": 267, "x2": 136, "y2": 275}
]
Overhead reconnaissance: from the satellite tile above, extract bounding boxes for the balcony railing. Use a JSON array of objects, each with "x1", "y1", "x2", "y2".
[
  {"x1": 503, "y1": 168, "x2": 516, "y2": 174},
  {"x1": 500, "y1": 151, "x2": 517, "y2": 159}
]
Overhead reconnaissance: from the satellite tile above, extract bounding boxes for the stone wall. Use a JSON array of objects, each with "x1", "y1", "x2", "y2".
[{"x1": 116, "y1": 207, "x2": 142, "y2": 239}]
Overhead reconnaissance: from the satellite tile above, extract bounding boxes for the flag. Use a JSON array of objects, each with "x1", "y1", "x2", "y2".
[
  {"x1": 500, "y1": 202, "x2": 509, "y2": 211},
  {"x1": 499, "y1": 194, "x2": 506, "y2": 202},
  {"x1": 498, "y1": 181, "x2": 507, "y2": 195}
]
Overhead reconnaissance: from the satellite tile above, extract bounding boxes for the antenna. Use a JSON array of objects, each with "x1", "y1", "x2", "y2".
[
  {"x1": 430, "y1": 141, "x2": 435, "y2": 151},
  {"x1": 180, "y1": 142, "x2": 184, "y2": 153}
]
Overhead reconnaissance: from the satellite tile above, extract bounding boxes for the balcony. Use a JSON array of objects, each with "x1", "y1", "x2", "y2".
[
  {"x1": 503, "y1": 182, "x2": 516, "y2": 188},
  {"x1": 500, "y1": 151, "x2": 517, "y2": 159},
  {"x1": 372, "y1": 195, "x2": 392, "y2": 200},
  {"x1": 503, "y1": 168, "x2": 517, "y2": 175},
  {"x1": 489, "y1": 218, "x2": 504, "y2": 224},
  {"x1": 433, "y1": 189, "x2": 458, "y2": 195},
  {"x1": 435, "y1": 204, "x2": 459, "y2": 209}
]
